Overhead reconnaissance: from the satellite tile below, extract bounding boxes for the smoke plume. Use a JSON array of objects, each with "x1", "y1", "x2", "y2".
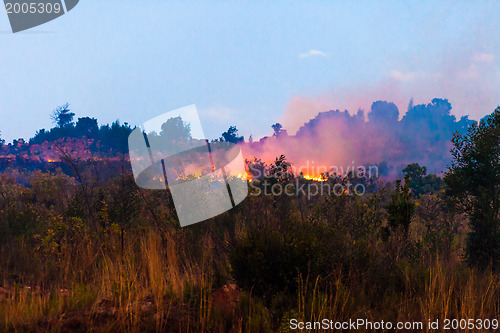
[{"x1": 242, "y1": 98, "x2": 475, "y2": 177}]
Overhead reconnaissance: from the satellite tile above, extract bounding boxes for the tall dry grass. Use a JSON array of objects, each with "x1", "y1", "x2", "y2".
[
  {"x1": 1, "y1": 230, "x2": 228, "y2": 332},
  {"x1": 291, "y1": 261, "x2": 499, "y2": 332},
  {"x1": 1, "y1": 229, "x2": 498, "y2": 332}
]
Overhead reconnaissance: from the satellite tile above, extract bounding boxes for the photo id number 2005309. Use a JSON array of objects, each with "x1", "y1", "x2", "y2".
[{"x1": 5, "y1": 2, "x2": 62, "y2": 14}]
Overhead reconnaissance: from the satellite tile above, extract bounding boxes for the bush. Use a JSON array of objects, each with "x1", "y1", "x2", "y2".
[{"x1": 230, "y1": 218, "x2": 343, "y2": 302}]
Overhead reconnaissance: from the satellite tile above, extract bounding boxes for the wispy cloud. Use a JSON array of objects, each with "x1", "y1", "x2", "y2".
[{"x1": 299, "y1": 49, "x2": 327, "y2": 59}]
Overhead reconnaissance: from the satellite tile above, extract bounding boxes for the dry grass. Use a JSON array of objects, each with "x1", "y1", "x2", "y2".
[
  {"x1": 0, "y1": 229, "x2": 498, "y2": 332},
  {"x1": 290, "y1": 262, "x2": 499, "y2": 332}
]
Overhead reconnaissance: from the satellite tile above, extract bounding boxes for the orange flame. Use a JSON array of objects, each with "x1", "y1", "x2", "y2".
[{"x1": 301, "y1": 174, "x2": 328, "y2": 182}]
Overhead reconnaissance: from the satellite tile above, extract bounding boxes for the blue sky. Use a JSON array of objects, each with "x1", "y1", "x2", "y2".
[{"x1": 0, "y1": 1, "x2": 499, "y2": 142}]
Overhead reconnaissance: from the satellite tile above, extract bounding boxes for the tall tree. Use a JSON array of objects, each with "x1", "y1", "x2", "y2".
[
  {"x1": 386, "y1": 174, "x2": 415, "y2": 239},
  {"x1": 51, "y1": 103, "x2": 75, "y2": 128},
  {"x1": 444, "y1": 107, "x2": 500, "y2": 270},
  {"x1": 221, "y1": 126, "x2": 243, "y2": 144},
  {"x1": 403, "y1": 163, "x2": 443, "y2": 196},
  {"x1": 159, "y1": 116, "x2": 191, "y2": 141},
  {"x1": 75, "y1": 117, "x2": 98, "y2": 137},
  {"x1": 271, "y1": 123, "x2": 287, "y2": 137}
]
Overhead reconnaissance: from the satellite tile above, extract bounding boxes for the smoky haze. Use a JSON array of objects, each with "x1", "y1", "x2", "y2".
[{"x1": 242, "y1": 98, "x2": 476, "y2": 176}]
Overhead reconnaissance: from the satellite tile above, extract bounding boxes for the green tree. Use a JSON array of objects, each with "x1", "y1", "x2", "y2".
[
  {"x1": 267, "y1": 154, "x2": 293, "y2": 183},
  {"x1": 51, "y1": 103, "x2": 75, "y2": 128},
  {"x1": 444, "y1": 107, "x2": 500, "y2": 270},
  {"x1": 386, "y1": 174, "x2": 415, "y2": 239},
  {"x1": 271, "y1": 123, "x2": 287, "y2": 137},
  {"x1": 403, "y1": 163, "x2": 444, "y2": 196},
  {"x1": 159, "y1": 116, "x2": 192, "y2": 141},
  {"x1": 221, "y1": 126, "x2": 243, "y2": 144},
  {"x1": 75, "y1": 117, "x2": 98, "y2": 137}
]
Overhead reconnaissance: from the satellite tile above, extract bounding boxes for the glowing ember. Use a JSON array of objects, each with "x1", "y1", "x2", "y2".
[
  {"x1": 301, "y1": 174, "x2": 328, "y2": 182},
  {"x1": 235, "y1": 172, "x2": 252, "y2": 180}
]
